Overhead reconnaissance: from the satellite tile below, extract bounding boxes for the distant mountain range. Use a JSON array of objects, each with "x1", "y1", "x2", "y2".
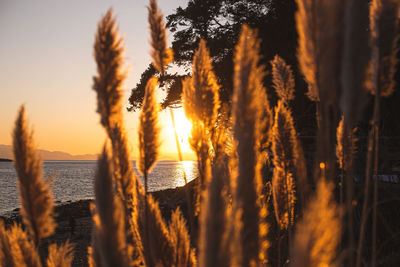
[
  {"x1": 0, "y1": 144, "x2": 98, "y2": 161},
  {"x1": 0, "y1": 144, "x2": 197, "y2": 161}
]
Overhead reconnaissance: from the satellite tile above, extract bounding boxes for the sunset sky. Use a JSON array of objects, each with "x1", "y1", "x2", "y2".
[{"x1": 0, "y1": 0, "x2": 195, "y2": 160}]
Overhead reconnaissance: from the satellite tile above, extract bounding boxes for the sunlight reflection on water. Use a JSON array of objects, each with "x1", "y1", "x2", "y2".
[
  {"x1": 174, "y1": 161, "x2": 196, "y2": 188},
  {"x1": 0, "y1": 160, "x2": 198, "y2": 214},
  {"x1": 134, "y1": 161, "x2": 197, "y2": 191}
]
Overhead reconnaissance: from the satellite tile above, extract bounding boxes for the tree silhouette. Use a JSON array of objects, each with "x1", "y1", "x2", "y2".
[{"x1": 128, "y1": 1, "x2": 302, "y2": 101}]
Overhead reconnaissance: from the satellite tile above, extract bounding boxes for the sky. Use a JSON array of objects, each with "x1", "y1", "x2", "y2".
[{"x1": 0, "y1": 0, "x2": 196, "y2": 160}]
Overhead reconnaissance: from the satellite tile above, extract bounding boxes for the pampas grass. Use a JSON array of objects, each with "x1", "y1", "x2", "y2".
[
  {"x1": 138, "y1": 76, "x2": 161, "y2": 191},
  {"x1": 46, "y1": 241, "x2": 75, "y2": 267},
  {"x1": 92, "y1": 9, "x2": 144, "y2": 262},
  {"x1": 271, "y1": 55, "x2": 295, "y2": 104},
  {"x1": 12, "y1": 105, "x2": 55, "y2": 246},
  {"x1": 271, "y1": 98, "x2": 305, "y2": 265},
  {"x1": 336, "y1": 117, "x2": 357, "y2": 172},
  {"x1": 369, "y1": 2, "x2": 400, "y2": 266},
  {"x1": 141, "y1": 195, "x2": 175, "y2": 267},
  {"x1": 8, "y1": 106, "x2": 76, "y2": 267},
  {"x1": 340, "y1": 0, "x2": 370, "y2": 127},
  {"x1": 183, "y1": 39, "x2": 220, "y2": 187},
  {"x1": 93, "y1": 8, "x2": 125, "y2": 133},
  {"x1": 188, "y1": 39, "x2": 220, "y2": 131},
  {"x1": 231, "y1": 25, "x2": 269, "y2": 266},
  {"x1": 169, "y1": 208, "x2": 196, "y2": 267},
  {"x1": 199, "y1": 155, "x2": 230, "y2": 267},
  {"x1": 271, "y1": 101, "x2": 298, "y2": 232},
  {"x1": 295, "y1": 0, "x2": 344, "y2": 105},
  {"x1": 296, "y1": 0, "x2": 344, "y2": 183},
  {"x1": 369, "y1": 0, "x2": 400, "y2": 97},
  {"x1": 182, "y1": 39, "x2": 220, "y2": 222},
  {"x1": 0, "y1": 221, "x2": 16, "y2": 267},
  {"x1": 5, "y1": 0, "x2": 400, "y2": 266},
  {"x1": 8, "y1": 224, "x2": 42, "y2": 267},
  {"x1": 270, "y1": 55, "x2": 307, "y2": 204},
  {"x1": 148, "y1": 0, "x2": 173, "y2": 75},
  {"x1": 356, "y1": 2, "x2": 400, "y2": 266},
  {"x1": 93, "y1": 8, "x2": 137, "y2": 207},
  {"x1": 93, "y1": 147, "x2": 129, "y2": 267},
  {"x1": 292, "y1": 179, "x2": 341, "y2": 267},
  {"x1": 295, "y1": 0, "x2": 318, "y2": 101}
]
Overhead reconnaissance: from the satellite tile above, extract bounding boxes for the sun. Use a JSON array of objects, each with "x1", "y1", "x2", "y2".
[{"x1": 169, "y1": 108, "x2": 193, "y2": 154}]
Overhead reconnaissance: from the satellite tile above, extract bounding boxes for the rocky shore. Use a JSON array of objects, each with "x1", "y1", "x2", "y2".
[{"x1": 0, "y1": 180, "x2": 195, "y2": 267}]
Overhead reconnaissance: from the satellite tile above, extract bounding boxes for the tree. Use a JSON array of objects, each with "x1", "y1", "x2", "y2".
[{"x1": 127, "y1": 0, "x2": 312, "y2": 134}]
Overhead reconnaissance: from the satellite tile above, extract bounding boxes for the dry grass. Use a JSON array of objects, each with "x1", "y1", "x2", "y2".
[
  {"x1": 148, "y1": 0, "x2": 173, "y2": 75},
  {"x1": 47, "y1": 241, "x2": 75, "y2": 267},
  {"x1": 230, "y1": 25, "x2": 269, "y2": 267},
  {"x1": 12, "y1": 106, "x2": 55, "y2": 246},
  {"x1": 138, "y1": 76, "x2": 161, "y2": 188},
  {"x1": 3, "y1": 0, "x2": 400, "y2": 266},
  {"x1": 292, "y1": 179, "x2": 341, "y2": 267}
]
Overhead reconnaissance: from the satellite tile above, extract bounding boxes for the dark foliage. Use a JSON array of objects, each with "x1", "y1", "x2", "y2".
[{"x1": 127, "y1": 0, "x2": 313, "y2": 131}]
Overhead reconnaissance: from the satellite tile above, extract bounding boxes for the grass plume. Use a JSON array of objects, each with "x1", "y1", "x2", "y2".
[
  {"x1": 93, "y1": 147, "x2": 129, "y2": 267},
  {"x1": 336, "y1": 116, "x2": 357, "y2": 171},
  {"x1": 295, "y1": 0, "x2": 318, "y2": 101},
  {"x1": 295, "y1": 0, "x2": 344, "y2": 104},
  {"x1": 141, "y1": 195, "x2": 175, "y2": 267},
  {"x1": 271, "y1": 55, "x2": 295, "y2": 104},
  {"x1": 0, "y1": 221, "x2": 17, "y2": 267},
  {"x1": 340, "y1": 0, "x2": 370, "y2": 127},
  {"x1": 271, "y1": 102, "x2": 298, "y2": 232},
  {"x1": 12, "y1": 105, "x2": 55, "y2": 247},
  {"x1": 187, "y1": 39, "x2": 220, "y2": 130},
  {"x1": 199, "y1": 155, "x2": 230, "y2": 267},
  {"x1": 231, "y1": 25, "x2": 269, "y2": 266},
  {"x1": 183, "y1": 39, "x2": 221, "y2": 172},
  {"x1": 93, "y1": 8, "x2": 137, "y2": 205},
  {"x1": 368, "y1": 0, "x2": 400, "y2": 97},
  {"x1": 8, "y1": 224, "x2": 41, "y2": 267},
  {"x1": 292, "y1": 179, "x2": 341, "y2": 267},
  {"x1": 169, "y1": 208, "x2": 196, "y2": 267},
  {"x1": 137, "y1": 76, "x2": 161, "y2": 191},
  {"x1": 93, "y1": 8, "x2": 125, "y2": 133},
  {"x1": 296, "y1": 0, "x2": 345, "y2": 185},
  {"x1": 46, "y1": 241, "x2": 75, "y2": 267},
  {"x1": 93, "y1": 10, "x2": 143, "y2": 262},
  {"x1": 182, "y1": 39, "x2": 220, "y2": 219},
  {"x1": 148, "y1": 0, "x2": 173, "y2": 75}
]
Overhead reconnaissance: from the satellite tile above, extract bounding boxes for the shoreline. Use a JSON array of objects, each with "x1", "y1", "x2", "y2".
[{"x1": 0, "y1": 180, "x2": 195, "y2": 267}]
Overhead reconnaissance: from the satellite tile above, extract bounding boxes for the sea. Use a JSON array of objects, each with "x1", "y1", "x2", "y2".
[{"x1": 0, "y1": 160, "x2": 197, "y2": 214}]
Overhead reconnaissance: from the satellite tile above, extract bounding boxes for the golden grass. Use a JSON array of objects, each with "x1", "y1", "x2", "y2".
[
  {"x1": 12, "y1": 106, "x2": 55, "y2": 245},
  {"x1": 93, "y1": 147, "x2": 129, "y2": 267},
  {"x1": 230, "y1": 25, "x2": 269, "y2": 266},
  {"x1": 292, "y1": 179, "x2": 341, "y2": 267},
  {"x1": 141, "y1": 194, "x2": 175, "y2": 267},
  {"x1": 271, "y1": 55, "x2": 295, "y2": 104},
  {"x1": 8, "y1": 224, "x2": 41, "y2": 267},
  {"x1": 47, "y1": 241, "x2": 75, "y2": 267},
  {"x1": 271, "y1": 101, "x2": 298, "y2": 231},
  {"x1": 169, "y1": 208, "x2": 196, "y2": 267},
  {"x1": 138, "y1": 76, "x2": 161, "y2": 186},
  {"x1": 199, "y1": 155, "x2": 230, "y2": 267},
  {"x1": 148, "y1": 0, "x2": 173, "y2": 75},
  {"x1": 3, "y1": 0, "x2": 400, "y2": 266},
  {"x1": 8, "y1": 106, "x2": 75, "y2": 266},
  {"x1": 368, "y1": 0, "x2": 400, "y2": 97}
]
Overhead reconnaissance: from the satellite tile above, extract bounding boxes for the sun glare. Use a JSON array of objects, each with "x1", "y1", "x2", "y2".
[{"x1": 170, "y1": 108, "x2": 193, "y2": 153}]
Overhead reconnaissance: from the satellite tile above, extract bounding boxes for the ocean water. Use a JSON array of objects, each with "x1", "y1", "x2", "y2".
[{"x1": 0, "y1": 160, "x2": 197, "y2": 214}]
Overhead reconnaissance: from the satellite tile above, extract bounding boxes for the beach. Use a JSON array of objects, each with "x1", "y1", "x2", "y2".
[{"x1": 0, "y1": 180, "x2": 195, "y2": 267}]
